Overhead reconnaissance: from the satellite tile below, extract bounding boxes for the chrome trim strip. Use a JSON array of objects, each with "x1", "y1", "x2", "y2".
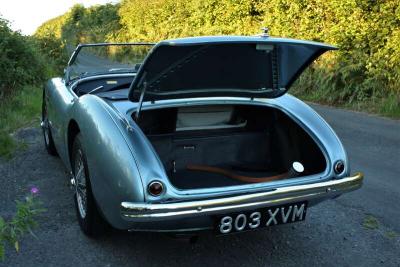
[
  {"x1": 121, "y1": 172, "x2": 363, "y2": 221},
  {"x1": 127, "y1": 227, "x2": 212, "y2": 233}
]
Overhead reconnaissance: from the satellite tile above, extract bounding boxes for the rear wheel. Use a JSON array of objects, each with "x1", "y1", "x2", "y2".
[
  {"x1": 41, "y1": 91, "x2": 57, "y2": 156},
  {"x1": 72, "y1": 134, "x2": 109, "y2": 237}
]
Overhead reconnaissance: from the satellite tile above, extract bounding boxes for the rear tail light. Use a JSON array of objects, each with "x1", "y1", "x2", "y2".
[
  {"x1": 148, "y1": 181, "x2": 164, "y2": 196},
  {"x1": 334, "y1": 161, "x2": 345, "y2": 175}
]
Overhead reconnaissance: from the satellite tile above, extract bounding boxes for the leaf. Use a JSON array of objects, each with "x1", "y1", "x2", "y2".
[
  {"x1": 14, "y1": 241, "x2": 19, "y2": 252},
  {"x1": 28, "y1": 227, "x2": 38, "y2": 240}
]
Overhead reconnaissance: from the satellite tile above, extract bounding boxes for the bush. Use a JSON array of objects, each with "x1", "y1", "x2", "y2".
[
  {"x1": 115, "y1": 0, "x2": 400, "y2": 105},
  {"x1": 34, "y1": 35, "x2": 69, "y2": 75},
  {"x1": 62, "y1": 3, "x2": 121, "y2": 45},
  {"x1": 34, "y1": 0, "x2": 400, "y2": 116},
  {"x1": 0, "y1": 18, "x2": 46, "y2": 98},
  {"x1": 34, "y1": 4, "x2": 120, "y2": 72},
  {"x1": 0, "y1": 17, "x2": 58, "y2": 158}
]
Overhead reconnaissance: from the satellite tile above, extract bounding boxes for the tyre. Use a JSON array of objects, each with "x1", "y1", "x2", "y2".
[
  {"x1": 72, "y1": 133, "x2": 109, "y2": 237},
  {"x1": 41, "y1": 90, "x2": 58, "y2": 156}
]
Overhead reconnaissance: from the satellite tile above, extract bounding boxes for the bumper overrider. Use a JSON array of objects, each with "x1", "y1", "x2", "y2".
[{"x1": 121, "y1": 173, "x2": 363, "y2": 222}]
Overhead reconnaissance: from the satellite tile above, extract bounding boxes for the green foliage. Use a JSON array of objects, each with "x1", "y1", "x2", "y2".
[
  {"x1": 34, "y1": 3, "x2": 120, "y2": 72},
  {"x1": 115, "y1": 0, "x2": 400, "y2": 106},
  {"x1": 28, "y1": 0, "x2": 400, "y2": 117},
  {"x1": 35, "y1": 14, "x2": 68, "y2": 39},
  {"x1": 65, "y1": 3, "x2": 121, "y2": 45},
  {"x1": 34, "y1": 35, "x2": 69, "y2": 75},
  {"x1": 0, "y1": 18, "x2": 46, "y2": 97},
  {"x1": 0, "y1": 15, "x2": 65, "y2": 158},
  {"x1": 0, "y1": 18, "x2": 48, "y2": 260},
  {"x1": 284, "y1": 0, "x2": 400, "y2": 105},
  {"x1": 116, "y1": 0, "x2": 261, "y2": 41},
  {"x1": 0, "y1": 190, "x2": 44, "y2": 260},
  {"x1": 36, "y1": 3, "x2": 120, "y2": 46}
]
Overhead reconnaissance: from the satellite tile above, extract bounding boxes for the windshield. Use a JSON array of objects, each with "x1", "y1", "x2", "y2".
[{"x1": 67, "y1": 43, "x2": 154, "y2": 82}]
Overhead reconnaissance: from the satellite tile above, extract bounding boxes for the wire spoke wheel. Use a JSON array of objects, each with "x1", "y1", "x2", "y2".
[
  {"x1": 74, "y1": 150, "x2": 88, "y2": 219},
  {"x1": 71, "y1": 133, "x2": 109, "y2": 237}
]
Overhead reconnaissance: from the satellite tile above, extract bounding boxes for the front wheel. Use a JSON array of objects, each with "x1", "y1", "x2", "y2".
[{"x1": 72, "y1": 133, "x2": 109, "y2": 237}]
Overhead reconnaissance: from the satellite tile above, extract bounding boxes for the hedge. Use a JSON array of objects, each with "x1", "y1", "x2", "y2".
[{"x1": 35, "y1": 1, "x2": 400, "y2": 109}]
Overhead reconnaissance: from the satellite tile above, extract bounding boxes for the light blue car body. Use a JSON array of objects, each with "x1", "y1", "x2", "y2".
[{"x1": 43, "y1": 36, "x2": 363, "y2": 231}]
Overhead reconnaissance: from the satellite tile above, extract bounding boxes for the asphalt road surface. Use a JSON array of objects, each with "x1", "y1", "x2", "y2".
[{"x1": 1, "y1": 104, "x2": 399, "y2": 267}]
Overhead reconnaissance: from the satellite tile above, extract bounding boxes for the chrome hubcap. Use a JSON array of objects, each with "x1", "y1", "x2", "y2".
[{"x1": 74, "y1": 150, "x2": 87, "y2": 218}]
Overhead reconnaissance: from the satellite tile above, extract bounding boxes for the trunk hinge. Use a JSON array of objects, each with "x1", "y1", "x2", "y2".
[
  {"x1": 135, "y1": 81, "x2": 147, "y2": 122},
  {"x1": 133, "y1": 71, "x2": 148, "y2": 122}
]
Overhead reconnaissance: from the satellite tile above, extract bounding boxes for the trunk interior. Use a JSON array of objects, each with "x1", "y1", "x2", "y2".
[{"x1": 135, "y1": 104, "x2": 327, "y2": 190}]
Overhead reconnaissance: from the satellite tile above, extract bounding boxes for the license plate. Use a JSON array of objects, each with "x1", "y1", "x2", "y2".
[{"x1": 216, "y1": 202, "x2": 307, "y2": 234}]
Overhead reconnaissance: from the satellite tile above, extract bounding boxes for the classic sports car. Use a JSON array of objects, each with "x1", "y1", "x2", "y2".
[{"x1": 42, "y1": 33, "x2": 363, "y2": 237}]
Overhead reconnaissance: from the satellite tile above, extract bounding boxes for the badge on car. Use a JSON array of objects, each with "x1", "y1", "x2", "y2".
[{"x1": 216, "y1": 202, "x2": 307, "y2": 234}]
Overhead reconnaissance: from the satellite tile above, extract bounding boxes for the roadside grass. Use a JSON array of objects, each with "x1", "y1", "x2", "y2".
[
  {"x1": 377, "y1": 95, "x2": 400, "y2": 118},
  {"x1": 292, "y1": 89, "x2": 400, "y2": 119},
  {"x1": 0, "y1": 86, "x2": 42, "y2": 159}
]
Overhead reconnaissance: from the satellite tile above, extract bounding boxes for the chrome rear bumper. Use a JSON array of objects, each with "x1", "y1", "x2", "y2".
[{"x1": 121, "y1": 172, "x2": 363, "y2": 222}]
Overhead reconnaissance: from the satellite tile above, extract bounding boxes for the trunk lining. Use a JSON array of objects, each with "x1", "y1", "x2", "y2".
[{"x1": 137, "y1": 104, "x2": 327, "y2": 190}]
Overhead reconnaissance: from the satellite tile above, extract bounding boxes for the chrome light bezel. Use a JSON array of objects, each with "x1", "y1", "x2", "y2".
[
  {"x1": 334, "y1": 160, "x2": 345, "y2": 175},
  {"x1": 148, "y1": 180, "x2": 164, "y2": 197}
]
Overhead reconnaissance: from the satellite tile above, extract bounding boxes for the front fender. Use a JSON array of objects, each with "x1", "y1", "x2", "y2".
[{"x1": 70, "y1": 95, "x2": 144, "y2": 229}]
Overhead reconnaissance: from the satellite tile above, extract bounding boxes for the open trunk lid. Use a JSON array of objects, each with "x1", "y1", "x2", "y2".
[{"x1": 128, "y1": 35, "x2": 336, "y2": 102}]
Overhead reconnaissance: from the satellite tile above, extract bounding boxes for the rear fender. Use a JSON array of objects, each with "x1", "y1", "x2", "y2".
[{"x1": 69, "y1": 95, "x2": 144, "y2": 229}]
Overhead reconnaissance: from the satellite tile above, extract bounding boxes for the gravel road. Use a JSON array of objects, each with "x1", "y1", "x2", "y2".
[{"x1": 1, "y1": 104, "x2": 399, "y2": 267}]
